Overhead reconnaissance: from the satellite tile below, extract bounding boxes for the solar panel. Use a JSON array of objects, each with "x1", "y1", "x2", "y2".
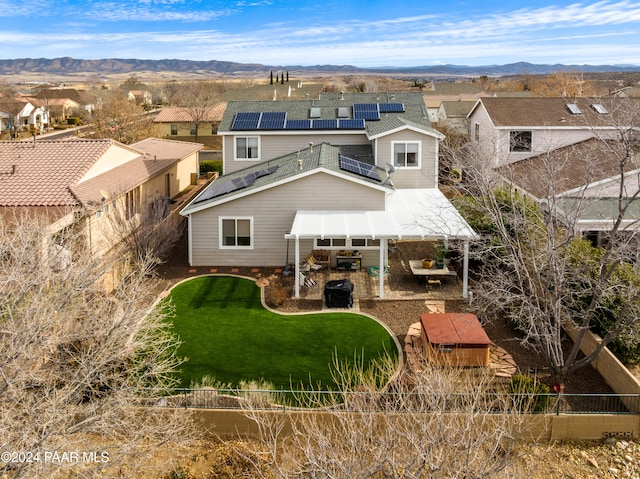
[
  {"x1": 258, "y1": 111, "x2": 286, "y2": 129},
  {"x1": 338, "y1": 119, "x2": 365, "y2": 129},
  {"x1": 284, "y1": 119, "x2": 312, "y2": 129},
  {"x1": 379, "y1": 102, "x2": 405, "y2": 113},
  {"x1": 231, "y1": 112, "x2": 260, "y2": 130},
  {"x1": 312, "y1": 119, "x2": 338, "y2": 129},
  {"x1": 194, "y1": 166, "x2": 279, "y2": 203},
  {"x1": 339, "y1": 155, "x2": 381, "y2": 181},
  {"x1": 353, "y1": 103, "x2": 380, "y2": 120}
]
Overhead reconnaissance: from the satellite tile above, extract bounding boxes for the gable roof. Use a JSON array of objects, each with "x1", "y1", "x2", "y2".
[
  {"x1": 1, "y1": 137, "x2": 201, "y2": 209},
  {"x1": 34, "y1": 89, "x2": 97, "y2": 105},
  {"x1": 218, "y1": 92, "x2": 439, "y2": 139},
  {"x1": 154, "y1": 104, "x2": 227, "y2": 123},
  {"x1": 181, "y1": 142, "x2": 390, "y2": 215},
  {"x1": 470, "y1": 97, "x2": 640, "y2": 128},
  {"x1": 0, "y1": 139, "x2": 114, "y2": 207},
  {"x1": 496, "y1": 138, "x2": 639, "y2": 200}
]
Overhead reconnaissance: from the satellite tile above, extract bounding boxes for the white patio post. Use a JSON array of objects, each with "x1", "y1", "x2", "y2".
[
  {"x1": 379, "y1": 239, "x2": 385, "y2": 298},
  {"x1": 462, "y1": 239, "x2": 470, "y2": 299},
  {"x1": 294, "y1": 236, "x2": 300, "y2": 298}
]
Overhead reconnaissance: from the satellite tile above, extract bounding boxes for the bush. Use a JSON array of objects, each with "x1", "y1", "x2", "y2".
[
  {"x1": 508, "y1": 374, "x2": 550, "y2": 412},
  {"x1": 199, "y1": 160, "x2": 222, "y2": 176}
]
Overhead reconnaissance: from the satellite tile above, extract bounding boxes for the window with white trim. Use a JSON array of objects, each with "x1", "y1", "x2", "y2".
[
  {"x1": 220, "y1": 217, "x2": 253, "y2": 248},
  {"x1": 509, "y1": 130, "x2": 532, "y2": 152},
  {"x1": 392, "y1": 141, "x2": 420, "y2": 167},
  {"x1": 235, "y1": 136, "x2": 259, "y2": 160}
]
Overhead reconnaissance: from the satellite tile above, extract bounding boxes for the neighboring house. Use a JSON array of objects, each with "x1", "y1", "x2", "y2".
[
  {"x1": 0, "y1": 97, "x2": 49, "y2": 136},
  {"x1": 127, "y1": 90, "x2": 153, "y2": 106},
  {"x1": 154, "y1": 103, "x2": 227, "y2": 149},
  {"x1": 467, "y1": 97, "x2": 640, "y2": 168},
  {"x1": 436, "y1": 100, "x2": 477, "y2": 133},
  {"x1": 0, "y1": 137, "x2": 202, "y2": 259},
  {"x1": 424, "y1": 92, "x2": 489, "y2": 124},
  {"x1": 33, "y1": 88, "x2": 98, "y2": 115},
  {"x1": 180, "y1": 92, "x2": 477, "y2": 298},
  {"x1": 496, "y1": 137, "x2": 640, "y2": 244}
]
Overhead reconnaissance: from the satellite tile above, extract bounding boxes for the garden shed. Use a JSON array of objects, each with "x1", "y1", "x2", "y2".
[{"x1": 420, "y1": 313, "x2": 491, "y2": 367}]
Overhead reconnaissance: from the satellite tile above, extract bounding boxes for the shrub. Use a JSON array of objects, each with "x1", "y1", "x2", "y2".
[
  {"x1": 199, "y1": 160, "x2": 222, "y2": 176},
  {"x1": 508, "y1": 374, "x2": 550, "y2": 412}
]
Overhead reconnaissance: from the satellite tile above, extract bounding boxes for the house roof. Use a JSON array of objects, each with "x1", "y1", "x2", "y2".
[
  {"x1": 470, "y1": 97, "x2": 640, "y2": 128},
  {"x1": 181, "y1": 142, "x2": 387, "y2": 214},
  {"x1": 217, "y1": 92, "x2": 439, "y2": 139},
  {"x1": 34, "y1": 89, "x2": 97, "y2": 106},
  {"x1": 495, "y1": 138, "x2": 634, "y2": 200},
  {"x1": 439, "y1": 100, "x2": 476, "y2": 118},
  {"x1": 154, "y1": 104, "x2": 227, "y2": 123},
  {"x1": 0, "y1": 137, "x2": 201, "y2": 209},
  {"x1": 0, "y1": 139, "x2": 113, "y2": 207}
]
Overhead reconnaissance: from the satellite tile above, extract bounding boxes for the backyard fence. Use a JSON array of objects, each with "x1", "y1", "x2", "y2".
[{"x1": 145, "y1": 388, "x2": 640, "y2": 415}]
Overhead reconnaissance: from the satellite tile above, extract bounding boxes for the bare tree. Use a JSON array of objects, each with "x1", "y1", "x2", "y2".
[
  {"x1": 175, "y1": 80, "x2": 222, "y2": 143},
  {"x1": 241, "y1": 354, "x2": 530, "y2": 478},
  {"x1": 90, "y1": 90, "x2": 155, "y2": 143},
  {"x1": 0, "y1": 211, "x2": 193, "y2": 478},
  {"x1": 106, "y1": 191, "x2": 186, "y2": 269},
  {"x1": 458, "y1": 97, "x2": 640, "y2": 388}
]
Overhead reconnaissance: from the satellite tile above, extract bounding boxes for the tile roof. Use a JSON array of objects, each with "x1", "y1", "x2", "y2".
[
  {"x1": 474, "y1": 97, "x2": 640, "y2": 128},
  {"x1": 1, "y1": 137, "x2": 201, "y2": 208},
  {"x1": 218, "y1": 92, "x2": 437, "y2": 138},
  {"x1": 0, "y1": 139, "x2": 113, "y2": 207},
  {"x1": 182, "y1": 142, "x2": 390, "y2": 213},
  {"x1": 154, "y1": 103, "x2": 227, "y2": 123}
]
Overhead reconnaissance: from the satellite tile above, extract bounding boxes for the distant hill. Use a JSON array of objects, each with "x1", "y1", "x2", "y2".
[{"x1": 0, "y1": 57, "x2": 638, "y2": 78}]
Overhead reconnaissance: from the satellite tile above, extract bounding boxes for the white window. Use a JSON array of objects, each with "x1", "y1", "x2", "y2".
[
  {"x1": 235, "y1": 136, "x2": 259, "y2": 160},
  {"x1": 392, "y1": 141, "x2": 420, "y2": 168},
  {"x1": 220, "y1": 217, "x2": 253, "y2": 248}
]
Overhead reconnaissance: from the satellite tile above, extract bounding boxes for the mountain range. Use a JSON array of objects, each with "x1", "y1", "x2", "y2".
[{"x1": 0, "y1": 57, "x2": 638, "y2": 77}]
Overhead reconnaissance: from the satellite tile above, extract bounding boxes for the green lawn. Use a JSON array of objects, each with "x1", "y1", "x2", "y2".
[{"x1": 166, "y1": 275, "x2": 398, "y2": 390}]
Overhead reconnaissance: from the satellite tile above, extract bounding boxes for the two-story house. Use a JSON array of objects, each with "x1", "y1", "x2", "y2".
[
  {"x1": 467, "y1": 97, "x2": 639, "y2": 168},
  {"x1": 469, "y1": 96, "x2": 640, "y2": 244},
  {"x1": 180, "y1": 92, "x2": 477, "y2": 298}
]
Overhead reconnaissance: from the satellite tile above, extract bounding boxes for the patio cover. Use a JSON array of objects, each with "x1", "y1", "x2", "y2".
[
  {"x1": 286, "y1": 188, "x2": 477, "y2": 298},
  {"x1": 287, "y1": 188, "x2": 478, "y2": 240}
]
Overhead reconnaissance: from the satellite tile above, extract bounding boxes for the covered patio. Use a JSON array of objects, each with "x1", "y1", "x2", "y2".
[{"x1": 286, "y1": 189, "x2": 478, "y2": 300}]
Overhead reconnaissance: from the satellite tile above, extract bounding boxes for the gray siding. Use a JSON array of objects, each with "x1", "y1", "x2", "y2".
[
  {"x1": 375, "y1": 129, "x2": 438, "y2": 188},
  {"x1": 189, "y1": 172, "x2": 386, "y2": 266},
  {"x1": 224, "y1": 133, "x2": 368, "y2": 174}
]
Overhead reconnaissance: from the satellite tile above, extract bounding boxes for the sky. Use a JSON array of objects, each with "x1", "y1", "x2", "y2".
[{"x1": 0, "y1": 0, "x2": 639, "y2": 68}]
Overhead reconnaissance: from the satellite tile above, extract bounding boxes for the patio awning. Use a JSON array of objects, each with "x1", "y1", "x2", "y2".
[{"x1": 286, "y1": 188, "x2": 477, "y2": 240}]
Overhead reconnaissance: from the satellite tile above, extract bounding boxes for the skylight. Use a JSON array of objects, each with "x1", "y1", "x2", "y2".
[
  {"x1": 592, "y1": 103, "x2": 609, "y2": 114},
  {"x1": 566, "y1": 103, "x2": 582, "y2": 115}
]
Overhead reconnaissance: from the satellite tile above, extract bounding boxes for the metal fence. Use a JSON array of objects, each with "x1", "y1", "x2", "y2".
[{"x1": 144, "y1": 388, "x2": 640, "y2": 415}]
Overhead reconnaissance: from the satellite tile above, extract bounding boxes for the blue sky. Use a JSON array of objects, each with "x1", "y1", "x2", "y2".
[{"x1": 0, "y1": 0, "x2": 639, "y2": 67}]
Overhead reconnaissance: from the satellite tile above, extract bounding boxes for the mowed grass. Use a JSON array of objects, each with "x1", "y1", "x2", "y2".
[{"x1": 166, "y1": 276, "x2": 398, "y2": 389}]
